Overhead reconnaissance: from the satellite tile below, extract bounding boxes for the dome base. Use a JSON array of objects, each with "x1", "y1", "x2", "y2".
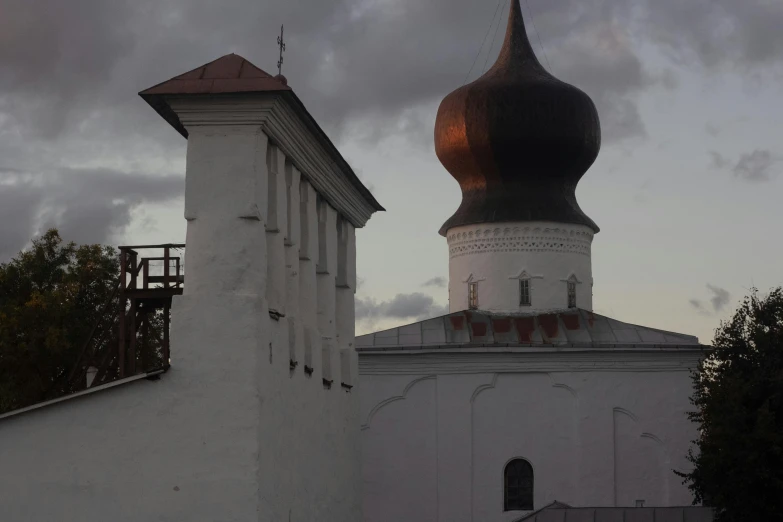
[{"x1": 446, "y1": 221, "x2": 594, "y2": 314}]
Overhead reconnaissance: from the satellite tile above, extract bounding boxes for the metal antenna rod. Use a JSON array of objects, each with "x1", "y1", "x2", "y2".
[{"x1": 277, "y1": 24, "x2": 286, "y2": 75}]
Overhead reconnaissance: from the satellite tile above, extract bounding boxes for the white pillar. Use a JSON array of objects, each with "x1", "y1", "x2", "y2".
[
  {"x1": 336, "y1": 217, "x2": 357, "y2": 387},
  {"x1": 266, "y1": 143, "x2": 288, "y2": 316},
  {"x1": 299, "y1": 179, "x2": 320, "y2": 373},
  {"x1": 180, "y1": 125, "x2": 269, "y2": 298},
  {"x1": 316, "y1": 198, "x2": 338, "y2": 385},
  {"x1": 285, "y1": 163, "x2": 302, "y2": 366}
]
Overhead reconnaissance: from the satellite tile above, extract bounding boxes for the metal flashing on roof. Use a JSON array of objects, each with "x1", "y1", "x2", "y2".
[
  {"x1": 0, "y1": 369, "x2": 166, "y2": 422},
  {"x1": 514, "y1": 505, "x2": 714, "y2": 522}
]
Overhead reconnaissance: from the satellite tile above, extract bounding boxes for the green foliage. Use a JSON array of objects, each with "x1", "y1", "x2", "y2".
[
  {"x1": 0, "y1": 229, "x2": 119, "y2": 414},
  {"x1": 677, "y1": 288, "x2": 783, "y2": 521}
]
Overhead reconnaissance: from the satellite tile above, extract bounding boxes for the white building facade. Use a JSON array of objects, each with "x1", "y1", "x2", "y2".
[
  {"x1": 357, "y1": 311, "x2": 703, "y2": 522},
  {"x1": 0, "y1": 54, "x2": 382, "y2": 522},
  {"x1": 357, "y1": 2, "x2": 706, "y2": 521}
]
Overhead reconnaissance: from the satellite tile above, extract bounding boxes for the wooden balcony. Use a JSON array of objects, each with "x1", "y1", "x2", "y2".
[{"x1": 117, "y1": 244, "x2": 185, "y2": 379}]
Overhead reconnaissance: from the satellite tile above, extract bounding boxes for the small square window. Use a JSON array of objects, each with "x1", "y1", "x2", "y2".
[
  {"x1": 567, "y1": 281, "x2": 576, "y2": 308},
  {"x1": 519, "y1": 279, "x2": 531, "y2": 306},
  {"x1": 468, "y1": 282, "x2": 478, "y2": 310}
]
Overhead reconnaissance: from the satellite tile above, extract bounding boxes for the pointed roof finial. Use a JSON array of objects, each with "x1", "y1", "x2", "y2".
[
  {"x1": 486, "y1": 0, "x2": 545, "y2": 78},
  {"x1": 277, "y1": 25, "x2": 286, "y2": 76}
]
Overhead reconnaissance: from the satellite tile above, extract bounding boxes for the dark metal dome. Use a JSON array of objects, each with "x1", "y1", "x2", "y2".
[{"x1": 435, "y1": 0, "x2": 601, "y2": 236}]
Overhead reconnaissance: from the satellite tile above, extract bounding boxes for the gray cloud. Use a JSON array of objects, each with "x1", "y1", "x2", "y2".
[
  {"x1": 689, "y1": 299, "x2": 710, "y2": 316},
  {"x1": 0, "y1": 167, "x2": 183, "y2": 261},
  {"x1": 708, "y1": 149, "x2": 779, "y2": 182},
  {"x1": 3, "y1": 0, "x2": 781, "y2": 143},
  {"x1": 733, "y1": 150, "x2": 778, "y2": 182},
  {"x1": 705, "y1": 123, "x2": 721, "y2": 137},
  {"x1": 422, "y1": 276, "x2": 447, "y2": 288},
  {"x1": 706, "y1": 284, "x2": 731, "y2": 312},
  {"x1": 356, "y1": 292, "x2": 448, "y2": 323},
  {"x1": 642, "y1": 0, "x2": 783, "y2": 71},
  {"x1": 0, "y1": 0, "x2": 744, "y2": 149},
  {"x1": 690, "y1": 284, "x2": 731, "y2": 316},
  {"x1": 2, "y1": 0, "x2": 783, "y2": 260},
  {"x1": 633, "y1": 179, "x2": 652, "y2": 203},
  {"x1": 709, "y1": 151, "x2": 731, "y2": 170},
  {"x1": 0, "y1": 174, "x2": 44, "y2": 261}
]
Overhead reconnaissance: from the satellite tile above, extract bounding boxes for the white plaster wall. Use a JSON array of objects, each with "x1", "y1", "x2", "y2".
[
  {"x1": 0, "y1": 108, "x2": 365, "y2": 521},
  {"x1": 446, "y1": 221, "x2": 594, "y2": 314},
  {"x1": 0, "y1": 297, "x2": 264, "y2": 522},
  {"x1": 472, "y1": 373, "x2": 579, "y2": 521},
  {"x1": 361, "y1": 376, "x2": 438, "y2": 522},
  {"x1": 359, "y1": 360, "x2": 697, "y2": 522}
]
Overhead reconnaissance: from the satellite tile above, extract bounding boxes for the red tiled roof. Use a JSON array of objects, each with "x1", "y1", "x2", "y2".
[
  {"x1": 137, "y1": 53, "x2": 384, "y2": 213},
  {"x1": 139, "y1": 53, "x2": 291, "y2": 97}
]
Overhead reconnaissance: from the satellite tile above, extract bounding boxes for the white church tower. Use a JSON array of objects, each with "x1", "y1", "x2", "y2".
[
  {"x1": 137, "y1": 54, "x2": 383, "y2": 521},
  {"x1": 0, "y1": 54, "x2": 382, "y2": 522},
  {"x1": 435, "y1": 0, "x2": 599, "y2": 314},
  {"x1": 356, "y1": 3, "x2": 711, "y2": 521}
]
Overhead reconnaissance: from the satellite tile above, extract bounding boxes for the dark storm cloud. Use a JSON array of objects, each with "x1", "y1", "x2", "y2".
[
  {"x1": 2, "y1": 0, "x2": 781, "y2": 140},
  {"x1": 1, "y1": 0, "x2": 782, "y2": 254},
  {"x1": 642, "y1": 0, "x2": 783, "y2": 70},
  {"x1": 0, "y1": 0, "x2": 707, "y2": 143},
  {"x1": 0, "y1": 174, "x2": 44, "y2": 261},
  {"x1": 355, "y1": 293, "x2": 448, "y2": 323},
  {"x1": 0, "y1": 167, "x2": 183, "y2": 261}
]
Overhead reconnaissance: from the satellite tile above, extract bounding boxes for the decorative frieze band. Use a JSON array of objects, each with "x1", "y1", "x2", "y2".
[{"x1": 447, "y1": 224, "x2": 593, "y2": 259}]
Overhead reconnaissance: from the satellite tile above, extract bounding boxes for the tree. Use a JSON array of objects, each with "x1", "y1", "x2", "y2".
[
  {"x1": 0, "y1": 229, "x2": 119, "y2": 413},
  {"x1": 676, "y1": 287, "x2": 783, "y2": 521}
]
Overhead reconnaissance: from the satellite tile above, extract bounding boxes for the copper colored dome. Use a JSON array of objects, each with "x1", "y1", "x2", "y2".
[{"x1": 435, "y1": 0, "x2": 600, "y2": 236}]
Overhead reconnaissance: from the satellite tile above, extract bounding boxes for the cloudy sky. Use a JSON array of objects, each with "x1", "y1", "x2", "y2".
[{"x1": 1, "y1": 0, "x2": 782, "y2": 344}]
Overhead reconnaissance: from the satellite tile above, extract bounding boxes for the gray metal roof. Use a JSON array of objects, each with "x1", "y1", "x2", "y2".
[
  {"x1": 356, "y1": 309, "x2": 702, "y2": 351},
  {"x1": 515, "y1": 505, "x2": 714, "y2": 522}
]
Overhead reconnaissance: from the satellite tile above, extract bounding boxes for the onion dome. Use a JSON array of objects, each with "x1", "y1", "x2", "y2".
[{"x1": 435, "y1": 0, "x2": 601, "y2": 236}]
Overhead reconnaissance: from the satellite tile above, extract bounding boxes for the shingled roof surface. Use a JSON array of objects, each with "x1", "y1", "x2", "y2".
[{"x1": 356, "y1": 309, "x2": 702, "y2": 350}]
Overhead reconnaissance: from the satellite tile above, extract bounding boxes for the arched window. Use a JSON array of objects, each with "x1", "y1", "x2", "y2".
[
  {"x1": 519, "y1": 279, "x2": 531, "y2": 306},
  {"x1": 504, "y1": 458, "x2": 534, "y2": 511},
  {"x1": 567, "y1": 280, "x2": 576, "y2": 308},
  {"x1": 468, "y1": 281, "x2": 478, "y2": 310}
]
